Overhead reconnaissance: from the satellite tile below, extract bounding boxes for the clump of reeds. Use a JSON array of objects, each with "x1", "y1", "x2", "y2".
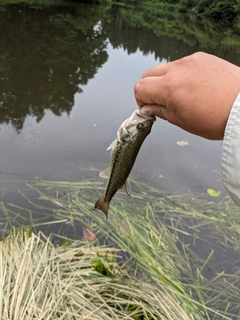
[
  {"x1": 1, "y1": 176, "x2": 240, "y2": 319},
  {"x1": 0, "y1": 228, "x2": 206, "y2": 320}
]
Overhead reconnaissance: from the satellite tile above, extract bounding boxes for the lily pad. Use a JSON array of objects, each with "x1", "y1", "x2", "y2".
[
  {"x1": 207, "y1": 189, "x2": 221, "y2": 197},
  {"x1": 176, "y1": 140, "x2": 189, "y2": 147}
]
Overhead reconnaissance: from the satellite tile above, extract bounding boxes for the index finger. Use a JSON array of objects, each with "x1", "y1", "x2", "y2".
[
  {"x1": 134, "y1": 76, "x2": 168, "y2": 107},
  {"x1": 141, "y1": 60, "x2": 173, "y2": 78}
]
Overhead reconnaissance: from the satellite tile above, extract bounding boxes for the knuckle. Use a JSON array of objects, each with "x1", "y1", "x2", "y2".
[
  {"x1": 164, "y1": 74, "x2": 180, "y2": 98},
  {"x1": 134, "y1": 80, "x2": 141, "y2": 95},
  {"x1": 180, "y1": 51, "x2": 205, "y2": 65},
  {"x1": 141, "y1": 71, "x2": 148, "y2": 79}
]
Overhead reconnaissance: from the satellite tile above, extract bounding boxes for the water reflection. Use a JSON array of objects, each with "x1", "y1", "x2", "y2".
[
  {"x1": 0, "y1": 4, "x2": 108, "y2": 131},
  {"x1": 104, "y1": 5, "x2": 240, "y2": 64},
  {"x1": 0, "y1": 3, "x2": 240, "y2": 132}
]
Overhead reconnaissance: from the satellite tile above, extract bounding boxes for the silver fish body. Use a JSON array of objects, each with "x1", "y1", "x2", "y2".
[{"x1": 95, "y1": 108, "x2": 156, "y2": 218}]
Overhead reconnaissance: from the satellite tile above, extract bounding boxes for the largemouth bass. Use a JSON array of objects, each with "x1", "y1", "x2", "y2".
[{"x1": 95, "y1": 108, "x2": 156, "y2": 218}]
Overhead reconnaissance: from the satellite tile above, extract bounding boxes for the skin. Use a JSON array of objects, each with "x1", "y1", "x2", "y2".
[{"x1": 134, "y1": 52, "x2": 240, "y2": 140}]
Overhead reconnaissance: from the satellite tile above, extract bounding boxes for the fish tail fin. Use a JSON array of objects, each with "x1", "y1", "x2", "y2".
[{"x1": 94, "y1": 195, "x2": 109, "y2": 218}]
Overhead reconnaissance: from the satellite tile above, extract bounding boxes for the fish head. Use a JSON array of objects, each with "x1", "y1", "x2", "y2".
[{"x1": 118, "y1": 109, "x2": 156, "y2": 143}]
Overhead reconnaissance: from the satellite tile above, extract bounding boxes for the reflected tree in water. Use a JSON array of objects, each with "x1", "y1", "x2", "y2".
[
  {"x1": 1, "y1": 3, "x2": 240, "y2": 132},
  {"x1": 102, "y1": 5, "x2": 240, "y2": 65},
  {"x1": 0, "y1": 4, "x2": 108, "y2": 131}
]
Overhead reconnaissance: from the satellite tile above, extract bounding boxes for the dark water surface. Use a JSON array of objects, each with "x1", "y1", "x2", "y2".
[{"x1": 1, "y1": 3, "x2": 240, "y2": 219}]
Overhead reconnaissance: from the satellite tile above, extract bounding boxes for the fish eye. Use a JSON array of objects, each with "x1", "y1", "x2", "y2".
[{"x1": 137, "y1": 123, "x2": 144, "y2": 130}]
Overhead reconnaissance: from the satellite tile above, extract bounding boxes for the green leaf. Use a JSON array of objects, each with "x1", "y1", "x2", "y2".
[{"x1": 207, "y1": 189, "x2": 221, "y2": 197}]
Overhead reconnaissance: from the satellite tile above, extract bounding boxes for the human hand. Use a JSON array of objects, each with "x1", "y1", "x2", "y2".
[{"x1": 134, "y1": 52, "x2": 240, "y2": 140}]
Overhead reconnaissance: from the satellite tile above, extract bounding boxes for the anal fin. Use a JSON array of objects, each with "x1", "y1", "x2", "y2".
[{"x1": 121, "y1": 182, "x2": 131, "y2": 196}]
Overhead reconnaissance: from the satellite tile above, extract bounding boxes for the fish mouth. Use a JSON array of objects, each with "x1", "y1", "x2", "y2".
[{"x1": 134, "y1": 108, "x2": 156, "y2": 121}]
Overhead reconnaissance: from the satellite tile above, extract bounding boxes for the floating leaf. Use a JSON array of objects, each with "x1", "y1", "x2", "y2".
[
  {"x1": 83, "y1": 227, "x2": 96, "y2": 241},
  {"x1": 176, "y1": 141, "x2": 189, "y2": 147},
  {"x1": 52, "y1": 200, "x2": 65, "y2": 207},
  {"x1": 207, "y1": 189, "x2": 221, "y2": 197}
]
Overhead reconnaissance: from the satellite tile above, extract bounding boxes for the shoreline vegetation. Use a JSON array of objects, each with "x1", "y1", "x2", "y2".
[
  {"x1": 1, "y1": 178, "x2": 240, "y2": 319},
  {"x1": 1, "y1": 0, "x2": 240, "y2": 23}
]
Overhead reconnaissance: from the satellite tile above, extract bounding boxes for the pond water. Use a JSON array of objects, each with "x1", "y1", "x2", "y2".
[
  {"x1": 1, "y1": 3, "x2": 240, "y2": 317},
  {"x1": 0, "y1": 3, "x2": 240, "y2": 221}
]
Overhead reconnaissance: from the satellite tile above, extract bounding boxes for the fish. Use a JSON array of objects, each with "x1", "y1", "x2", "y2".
[{"x1": 94, "y1": 108, "x2": 156, "y2": 218}]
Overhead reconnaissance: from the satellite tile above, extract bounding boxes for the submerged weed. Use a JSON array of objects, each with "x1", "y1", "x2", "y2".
[
  {"x1": 1, "y1": 178, "x2": 240, "y2": 319},
  {"x1": 92, "y1": 251, "x2": 117, "y2": 276}
]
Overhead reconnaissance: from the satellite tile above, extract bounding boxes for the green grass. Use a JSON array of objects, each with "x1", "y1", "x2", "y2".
[{"x1": 1, "y1": 177, "x2": 240, "y2": 319}]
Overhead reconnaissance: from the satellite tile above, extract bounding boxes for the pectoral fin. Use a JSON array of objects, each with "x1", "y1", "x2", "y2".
[
  {"x1": 99, "y1": 167, "x2": 110, "y2": 179},
  {"x1": 106, "y1": 139, "x2": 117, "y2": 151}
]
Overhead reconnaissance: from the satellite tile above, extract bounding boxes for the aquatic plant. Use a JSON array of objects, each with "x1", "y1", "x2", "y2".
[
  {"x1": 0, "y1": 229, "x2": 203, "y2": 319},
  {"x1": 1, "y1": 176, "x2": 240, "y2": 319}
]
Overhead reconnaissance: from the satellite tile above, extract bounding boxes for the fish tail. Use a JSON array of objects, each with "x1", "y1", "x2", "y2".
[{"x1": 94, "y1": 194, "x2": 109, "y2": 218}]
